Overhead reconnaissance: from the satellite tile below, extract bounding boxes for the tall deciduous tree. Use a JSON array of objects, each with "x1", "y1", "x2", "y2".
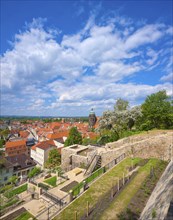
[
  {"x1": 141, "y1": 90, "x2": 173, "y2": 129},
  {"x1": 99, "y1": 100, "x2": 142, "y2": 137},
  {"x1": 64, "y1": 127, "x2": 82, "y2": 146},
  {"x1": 114, "y1": 98, "x2": 129, "y2": 111},
  {"x1": 46, "y1": 149, "x2": 61, "y2": 169}
]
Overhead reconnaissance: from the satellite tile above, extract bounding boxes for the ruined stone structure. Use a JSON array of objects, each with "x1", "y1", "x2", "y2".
[
  {"x1": 61, "y1": 145, "x2": 98, "y2": 170},
  {"x1": 61, "y1": 131, "x2": 173, "y2": 171}
]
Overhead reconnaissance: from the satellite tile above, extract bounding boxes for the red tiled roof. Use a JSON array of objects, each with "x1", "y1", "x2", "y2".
[
  {"x1": 50, "y1": 122, "x2": 61, "y2": 129},
  {"x1": 31, "y1": 140, "x2": 56, "y2": 151},
  {"x1": 46, "y1": 131, "x2": 69, "y2": 140},
  {"x1": 19, "y1": 131, "x2": 29, "y2": 138},
  {"x1": 6, "y1": 140, "x2": 26, "y2": 148}
]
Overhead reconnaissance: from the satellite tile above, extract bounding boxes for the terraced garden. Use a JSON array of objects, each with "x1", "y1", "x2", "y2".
[
  {"x1": 4, "y1": 184, "x2": 27, "y2": 198},
  {"x1": 54, "y1": 158, "x2": 167, "y2": 220},
  {"x1": 99, "y1": 159, "x2": 167, "y2": 220},
  {"x1": 54, "y1": 157, "x2": 141, "y2": 220}
]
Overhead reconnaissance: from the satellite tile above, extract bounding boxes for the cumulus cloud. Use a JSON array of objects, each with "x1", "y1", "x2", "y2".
[{"x1": 1, "y1": 15, "x2": 173, "y2": 116}]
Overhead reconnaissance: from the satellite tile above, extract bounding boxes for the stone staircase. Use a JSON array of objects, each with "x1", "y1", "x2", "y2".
[
  {"x1": 84, "y1": 155, "x2": 102, "y2": 176},
  {"x1": 94, "y1": 155, "x2": 102, "y2": 170}
]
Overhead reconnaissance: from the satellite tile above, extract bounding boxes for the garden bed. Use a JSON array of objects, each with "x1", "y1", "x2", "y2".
[
  {"x1": 43, "y1": 176, "x2": 57, "y2": 187},
  {"x1": 117, "y1": 160, "x2": 168, "y2": 220},
  {"x1": 99, "y1": 159, "x2": 168, "y2": 220},
  {"x1": 15, "y1": 211, "x2": 35, "y2": 220},
  {"x1": 4, "y1": 184, "x2": 27, "y2": 199}
]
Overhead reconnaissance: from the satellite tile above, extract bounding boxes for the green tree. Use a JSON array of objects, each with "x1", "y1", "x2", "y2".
[
  {"x1": 114, "y1": 98, "x2": 129, "y2": 111},
  {"x1": 82, "y1": 137, "x2": 98, "y2": 145},
  {"x1": 64, "y1": 127, "x2": 82, "y2": 146},
  {"x1": 0, "y1": 129, "x2": 10, "y2": 139},
  {"x1": 28, "y1": 167, "x2": 41, "y2": 179},
  {"x1": 8, "y1": 176, "x2": 18, "y2": 185},
  {"x1": 141, "y1": 90, "x2": 173, "y2": 129},
  {"x1": 45, "y1": 149, "x2": 61, "y2": 169},
  {"x1": 98, "y1": 105, "x2": 142, "y2": 138},
  {"x1": 0, "y1": 139, "x2": 5, "y2": 148},
  {"x1": 55, "y1": 166, "x2": 63, "y2": 177}
]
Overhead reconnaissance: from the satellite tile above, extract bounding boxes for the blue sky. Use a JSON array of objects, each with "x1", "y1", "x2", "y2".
[{"x1": 1, "y1": 0, "x2": 173, "y2": 116}]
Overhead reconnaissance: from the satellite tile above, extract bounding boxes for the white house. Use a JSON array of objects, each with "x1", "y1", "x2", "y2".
[{"x1": 31, "y1": 140, "x2": 57, "y2": 167}]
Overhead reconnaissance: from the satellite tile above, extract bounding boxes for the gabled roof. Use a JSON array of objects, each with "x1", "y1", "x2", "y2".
[
  {"x1": 19, "y1": 130, "x2": 29, "y2": 138},
  {"x1": 6, "y1": 154, "x2": 36, "y2": 170},
  {"x1": 50, "y1": 122, "x2": 61, "y2": 129},
  {"x1": 31, "y1": 140, "x2": 56, "y2": 151},
  {"x1": 46, "y1": 131, "x2": 69, "y2": 140},
  {"x1": 6, "y1": 140, "x2": 26, "y2": 148},
  {"x1": 0, "y1": 156, "x2": 13, "y2": 169}
]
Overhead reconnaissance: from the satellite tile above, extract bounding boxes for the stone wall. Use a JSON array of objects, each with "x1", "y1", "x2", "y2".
[
  {"x1": 101, "y1": 148, "x2": 126, "y2": 166},
  {"x1": 101, "y1": 131, "x2": 173, "y2": 166},
  {"x1": 27, "y1": 181, "x2": 41, "y2": 198},
  {"x1": 140, "y1": 161, "x2": 173, "y2": 220},
  {"x1": 71, "y1": 154, "x2": 88, "y2": 167},
  {"x1": 61, "y1": 147, "x2": 75, "y2": 170}
]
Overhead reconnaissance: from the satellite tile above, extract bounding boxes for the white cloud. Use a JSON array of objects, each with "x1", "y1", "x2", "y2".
[
  {"x1": 160, "y1": 72, "x2": 173, "y2": 82},
  {"x1": 1, "y1": 16, "x2": 173, "y2": 116},
  {"x1": 125, "y1": 24, "x2": 164, "y2": 50}
]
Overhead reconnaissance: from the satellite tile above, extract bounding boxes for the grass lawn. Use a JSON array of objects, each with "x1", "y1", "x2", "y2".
[
  {"x1": 54, "y1": 157, "x2": 141, "y2": 220},
  {"x1": 99, "y1": 159, "x2": 165, "y2": 220},
  {"x1": 4, "y1": 184, "x2": 27, "y2": 199},
  {"x1": 0, "y1": 198, "x2": 19, "y2": 211},
  {"x1": 44, "y1": 176, "x2": 57, "y2": 187},
  {"x1": 15, "y1": 211, "x2": 35, "y2": 220}
]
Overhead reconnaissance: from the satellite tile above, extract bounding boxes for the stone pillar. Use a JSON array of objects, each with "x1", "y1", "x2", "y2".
[{"x1": 69, "y1": 190, "x2": 73, "y2": 202}]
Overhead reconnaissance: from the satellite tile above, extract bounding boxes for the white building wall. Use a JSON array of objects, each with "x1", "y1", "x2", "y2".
[{"x1": 31, "y1": 146, "x2": 57, "y2": 167}]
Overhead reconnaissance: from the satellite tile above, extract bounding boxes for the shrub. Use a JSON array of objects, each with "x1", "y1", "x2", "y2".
[
  {"x1": 28, "y1": 167, "x2": 41, "y2": 178},
  {"x1": 152, "y1": 209, "x2": 157, "y2": 219}
]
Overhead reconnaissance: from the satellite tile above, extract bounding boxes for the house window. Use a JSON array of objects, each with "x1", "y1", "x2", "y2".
[{"x1": 4, "y1": 176, "x2": 8, "y2": 181}]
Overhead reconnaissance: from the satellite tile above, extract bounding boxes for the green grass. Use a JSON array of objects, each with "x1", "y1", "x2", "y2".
[
  {"x1": 0, "y1": 198, "x2": 19, "y2": 211},
  {"x1": 44, "y1": 176, "x2": 57, "y2": 187},
  {"x1": 99, "y1": 158, "x2": 164, "y2": 220},
  {"x1": 15, "y1": 211, "x2": 35, "y2": 220},
  {"x1": 54, "y1": 157, "x2": 141, "y2": 220},
  {"x1": 4, "y1": 184, "x2": 27, "y2": 199},
  {"x1": 72, "y1": 167, "x2": 104, "y2": 197}
]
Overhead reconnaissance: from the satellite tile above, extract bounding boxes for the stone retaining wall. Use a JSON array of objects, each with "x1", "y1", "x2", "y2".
[{"x1": 101, "y1": 132, "x2": 172, "y2": 166}]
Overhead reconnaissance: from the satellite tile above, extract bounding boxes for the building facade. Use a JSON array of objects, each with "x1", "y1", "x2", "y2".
[
  {"x1": 31, "y1": 140, "x2": 57, "y2": 167},
  {"x1": 5, "y1": 139, "x2": 27, "y2": 156}
]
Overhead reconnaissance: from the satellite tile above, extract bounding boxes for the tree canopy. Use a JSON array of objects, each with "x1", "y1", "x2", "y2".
[
  {"x1": 28, "y1": 167, "x2": 41, "y2": 179},
  {"x1": 64, "y1": 127, "x2": 82, "y2": 147},
  {"x1": 99, "y1": 99, "x2": 142, "y2": 138},
  {"x1": 98, "y1": 90, "x2": 173, "y2": 140},
  {"x1": 114, "y1": 98, "x2": 129, "y2": 111},
  {"x1": 141, "y1": 90, "x2": 173, "y2": 129},
  {"x1": 45, "y1": 149, "x2": 61, "y2": 169}
]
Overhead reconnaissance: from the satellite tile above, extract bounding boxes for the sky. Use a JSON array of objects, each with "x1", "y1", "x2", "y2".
[{"x1": 0, "y1": 0, "x2": 173, "y2": 117}]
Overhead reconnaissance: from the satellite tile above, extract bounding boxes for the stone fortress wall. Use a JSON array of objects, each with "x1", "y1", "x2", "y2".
[
  {"x1": 61, "y1": 131, "x2": 172, "y2": 170},
  {"x1": 101, "y1": 131, "x2": 173, "y2": 166}
]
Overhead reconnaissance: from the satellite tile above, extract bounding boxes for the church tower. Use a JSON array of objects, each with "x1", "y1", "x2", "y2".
[{"x1": 89, "y1": 108, "x2": 97, "y2": 129}]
